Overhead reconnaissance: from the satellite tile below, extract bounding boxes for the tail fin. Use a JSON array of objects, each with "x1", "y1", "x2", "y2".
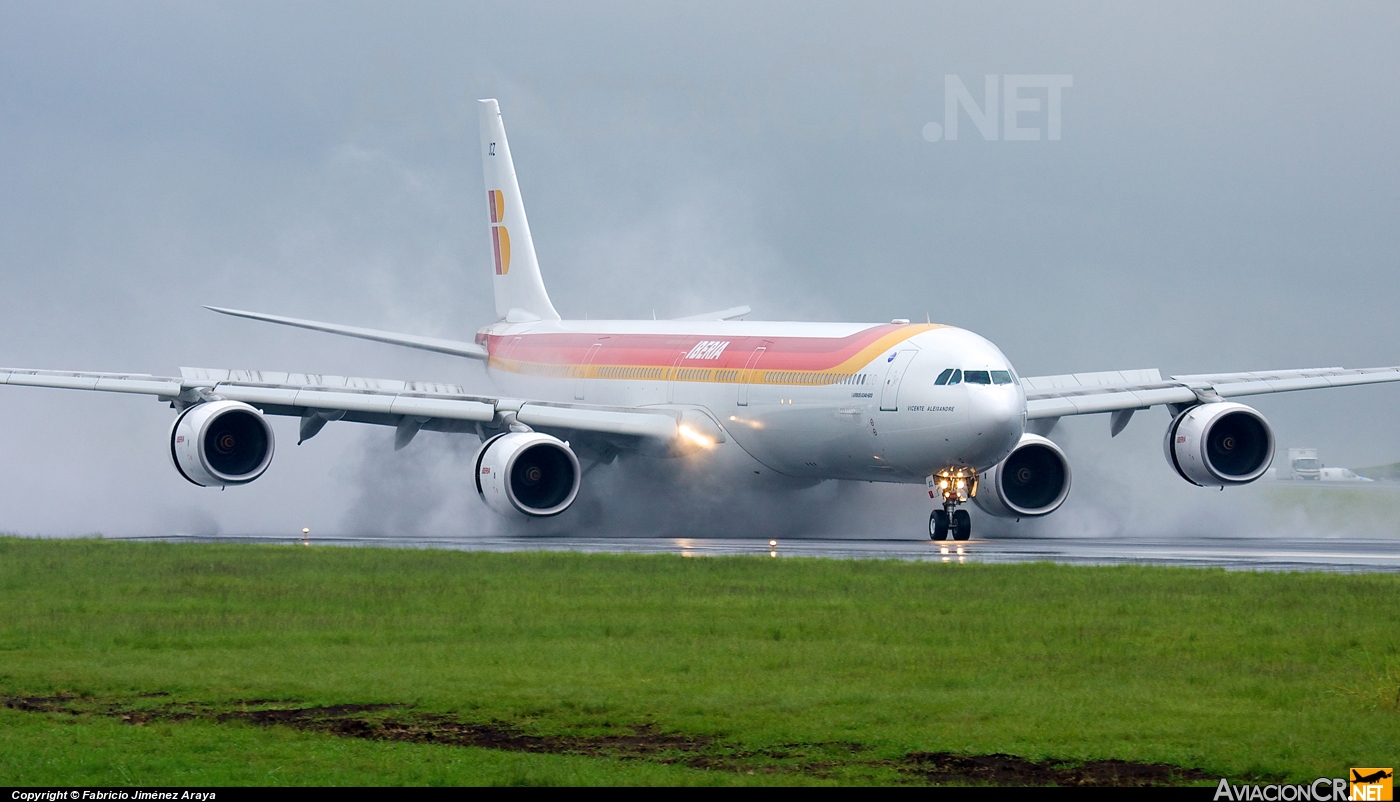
[{"x1": 478, "y1": 99, "x2": 560, "y2": 322}]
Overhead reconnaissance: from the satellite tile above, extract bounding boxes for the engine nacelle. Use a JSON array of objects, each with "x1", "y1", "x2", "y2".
[
  {"x1": 170, "y1": 400, "x2": 275, "y2": 487},
  {"x1": 475, "y1": 431, "x2": 581, "y2": 517},
  {"x1": 1164, "y1": 401, "x2": 1274, "y2": 487},
  {"x1": 973, "y1": 433, "x2": 1072, "y2": 518}
]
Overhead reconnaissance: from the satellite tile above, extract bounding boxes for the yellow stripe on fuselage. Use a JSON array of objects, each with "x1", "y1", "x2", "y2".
[{"x1": 488, "y1": 324, "x2": 942, "y2": 385}]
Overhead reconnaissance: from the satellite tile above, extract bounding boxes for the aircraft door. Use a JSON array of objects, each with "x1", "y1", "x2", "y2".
[
  {"x1": 666, "y1": 351, "x2": 686, "y2": 403},
  {"x1": 879, "y1": 349, "x2": 919, "y2": 411},
  {"x1": 737, "y1": 346, "x2": 766, "y2": 406},
  {"x1": 575, "y1": 343, "x2": 603, "y2": 400}
]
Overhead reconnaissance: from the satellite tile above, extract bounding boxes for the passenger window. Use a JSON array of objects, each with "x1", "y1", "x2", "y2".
[
  {"x1": 935, "y1": 368, "x2": 954, "y2": 385},
  {"x1": 991, "y1": 370, "x2": 1013, "y2": 385},
  {"x1": 964, "y1": 370, "x2": 991, "y2": 385},
  {"x1": 947, "y1": 369, "x2": 961, "y2": 385}
]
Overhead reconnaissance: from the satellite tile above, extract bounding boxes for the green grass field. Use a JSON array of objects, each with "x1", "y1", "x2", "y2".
[{"x1": 1, "y1": 537, "x2": 1396, "y2": 785}]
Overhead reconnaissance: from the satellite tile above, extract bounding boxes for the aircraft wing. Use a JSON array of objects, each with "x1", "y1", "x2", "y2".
[
  {"x1": 204, "y1": 306, "x2": 489, "y2": 360},
  {"x1": 1023, "y1": 366, "x2": 1400, "y2": 420},
  {"x1": 0, "y1": 367, "x2": 690, "y2": 448}
]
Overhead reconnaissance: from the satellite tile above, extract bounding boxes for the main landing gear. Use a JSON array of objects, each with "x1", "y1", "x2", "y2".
[{"x1": 927, "y1": 467, "x2": 977, "y2": 542}]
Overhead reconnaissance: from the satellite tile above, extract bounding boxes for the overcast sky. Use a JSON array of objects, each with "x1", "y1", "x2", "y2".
[{"x1": 1, "y1": 2, "x2": 1398, "y2": 537}]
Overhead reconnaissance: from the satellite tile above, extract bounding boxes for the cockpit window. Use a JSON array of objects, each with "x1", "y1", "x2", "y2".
[
  {"x1": 947, "y1": 369, "x2": 961, "y2": 385},
  {"x1": 963, "y1": 370, "x2": 991, "y2": 385},
  {"x1": 990, "y1": 370, "x2": 1013, "y2": 385},
  {"x1": 935, "y1": 368, "x2": 954, "y2": 385}
]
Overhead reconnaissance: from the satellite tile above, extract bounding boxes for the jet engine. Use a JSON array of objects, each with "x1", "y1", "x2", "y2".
[
  {"x1": 1164, "y1": 401, "x2": 1274, "y2": 486},
  {"x1": 973, "y1": 433, "x2": 1072, "y2": 518},
  {"x1": 475, "y1": 431, "x2": 581, "y2": 517},
  {"x1": 170, "y1": 400, "x2": 275, "y2": 487}
]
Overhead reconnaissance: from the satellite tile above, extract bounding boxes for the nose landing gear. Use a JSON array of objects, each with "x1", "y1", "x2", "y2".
[
  {"x1": 927, "y1": 468, "x2": 977, "y2": 541},
  {"x1": 929, "y1": 509, "x2": 971, "y2": 540}
]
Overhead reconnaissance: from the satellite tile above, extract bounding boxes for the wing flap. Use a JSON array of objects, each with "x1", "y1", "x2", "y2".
[
  {"x1": 388, "y1": 395, "x2": 495, "y2": 420},
  {"x1": 1027, "y1": 387, "x2": 1195, "y2": 419},
  {"x1": 1181, "y1": 366, "x2": 1400, "y2": 397},
  {"x1": 214, "y1": 384, "x2": 496, "y2": 423},
  {"x1": 1021, "y1": 368, "x2": 1162, "y2": 392},
  {"x1": 1, "y1": 369, "x2": 183, "y2": 396},
  {"x1": 516, "y1": 403, "x2": 678, "y2": 440},
  {"x1": 1, "y1": 365, "x2": 682, "y2": 443},
  {"x1": 1022, "y1": 365, "x2": 1400, "y2": 419}
]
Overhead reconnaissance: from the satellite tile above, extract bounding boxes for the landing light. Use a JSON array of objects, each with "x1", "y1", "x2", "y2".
[
  {"x1": 677, "y1": 424, "x2": 715, "y2": 448},
  {"x1": 930, "y1": 467, "x2": 980, "y2": 503}
]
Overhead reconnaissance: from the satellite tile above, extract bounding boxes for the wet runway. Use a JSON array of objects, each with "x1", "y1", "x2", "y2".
[{"x1": 112, "y1": 533, "x2": 1400, "y2": 573}]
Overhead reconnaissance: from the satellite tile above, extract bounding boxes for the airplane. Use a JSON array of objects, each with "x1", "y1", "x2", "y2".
[
  {"x1": 1352, "y1": 770, "x2": 1392, "y2": 784},
  {"x1": 5, "y1": 98, "x2": 1400, "y2": 541}
]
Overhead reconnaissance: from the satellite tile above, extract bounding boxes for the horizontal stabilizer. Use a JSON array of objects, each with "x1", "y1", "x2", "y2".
[
  {"x1": 205, "y1": 306, "x2": 488, "y2": 360},
  {"x1": 672, "y1": 306, "x2": 751, "y2": 321}
]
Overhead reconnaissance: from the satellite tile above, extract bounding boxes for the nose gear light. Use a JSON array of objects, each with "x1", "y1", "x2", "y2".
[{"x1": 928, "y1": 467, "x2": 979, "y2": 505}]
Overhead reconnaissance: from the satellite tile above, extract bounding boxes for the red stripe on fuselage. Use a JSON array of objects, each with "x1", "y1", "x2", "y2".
[{"x1": 484, "y1": 324, "x2": 922, "y2": 373}]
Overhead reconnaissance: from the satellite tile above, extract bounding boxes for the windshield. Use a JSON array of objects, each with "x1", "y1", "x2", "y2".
[
  {"x1": 1293, "y1": 459, "x2": 1321, "y2": 470},
  {"x1": 938, "y1": 368, "x2": 1013, "y2": 386}
]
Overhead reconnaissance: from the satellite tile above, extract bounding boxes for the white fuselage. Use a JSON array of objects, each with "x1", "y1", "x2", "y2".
[{"x1": 476, "y1": 319, "x2": 1026, "y2": 483}]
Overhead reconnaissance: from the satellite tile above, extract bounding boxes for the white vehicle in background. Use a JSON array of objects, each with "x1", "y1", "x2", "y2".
[
  {"x1": 4, "y1": 100, "x2": 1400, "y2": 540},
  {"x1": 1272, "y1": 448, "x2": 1375, "y2": 483}
]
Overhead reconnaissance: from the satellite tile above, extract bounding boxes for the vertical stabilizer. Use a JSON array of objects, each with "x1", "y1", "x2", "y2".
[{"x1": 478, "y1": 99, "x2": 560, "y2": 322}]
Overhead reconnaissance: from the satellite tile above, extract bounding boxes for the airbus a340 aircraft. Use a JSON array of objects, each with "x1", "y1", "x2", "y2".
[{"x1": 5, "y1": 100, "x2": 1400, "y2": 540}]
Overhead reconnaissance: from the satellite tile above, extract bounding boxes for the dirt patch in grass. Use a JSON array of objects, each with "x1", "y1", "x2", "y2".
[
  {"x1": 902, "y1": 751, "x2": 1214, "y2": 786},
  {"x1": 4, "y1": 695, "x2": 713, "y2": 759},
  {"x1": 3, "y1": 695, "x2": 1215, "y2": 785},
  {"x1": 220, "y1": 705, "x2": 712, "y2": 759}
]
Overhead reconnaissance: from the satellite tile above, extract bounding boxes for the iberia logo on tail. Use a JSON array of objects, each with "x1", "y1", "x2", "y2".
[{"x1": 488, "y1": 189, "x2": 510, "y2": 275}]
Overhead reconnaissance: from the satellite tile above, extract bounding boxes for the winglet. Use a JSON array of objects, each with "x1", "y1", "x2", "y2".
[{"x1": 478, "y1": 99, "x2": 560, "y2": 322}]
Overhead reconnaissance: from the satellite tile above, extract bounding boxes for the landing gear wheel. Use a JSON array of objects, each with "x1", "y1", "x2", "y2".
[
  {"x1": 929, "y1": 509, "x2": 949, "y2": 540},
  {"x1": 951, "y1": 509, "x2": 972, "y2": 541}
]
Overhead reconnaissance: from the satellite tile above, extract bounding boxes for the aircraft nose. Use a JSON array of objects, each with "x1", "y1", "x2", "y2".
[{"x1": 968, "y1": 385, "x2": 1024, "y2": 466}]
